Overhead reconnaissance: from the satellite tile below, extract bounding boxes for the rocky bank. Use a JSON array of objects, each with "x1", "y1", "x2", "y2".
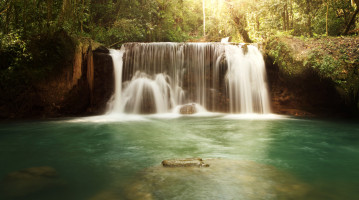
[{"x1": 264, "y1": 36, "x2": 358, "y2": 117}]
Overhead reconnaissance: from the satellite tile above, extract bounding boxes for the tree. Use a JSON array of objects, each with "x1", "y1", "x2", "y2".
[
  {"x1": 203, "y1": 0, "x2": 206, "y2": 36},
  {"x1": 227, "y1": 1, "x2": 253, "y2": 43},
  {"x1": 343, "y1": 0, "x2": 359, "y2": 34}
]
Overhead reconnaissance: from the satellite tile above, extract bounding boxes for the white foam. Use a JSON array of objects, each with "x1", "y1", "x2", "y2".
[
  {"x1": 221, "y1": 37, "x2": 230, "y2": 43},
  {"x1": 222, "y1": 114, "x2": 288, "y2": 120},
  {"x1": 66, "y1": 113, "x2": 149, "y2": 123}
]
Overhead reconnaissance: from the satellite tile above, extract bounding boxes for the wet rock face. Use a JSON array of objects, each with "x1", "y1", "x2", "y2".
[
  {"x1": 57, "y1": 45, "x2": 114, "y2": 115},
  {"x1": 0, "y1": 166, "x2": 65, "y2": 198},
  {"x1": 179, "y1": 104, "x2": 197, "y2": 114},
  {"x1": 91, "y1": 49, "x2": 114, "y2": 114},
  {"x1": 162, "y1": 158, "x2": 210, "y2": 167},
  {"x1": 0, "y1": 43, "x2": 114, "y2": 119}
]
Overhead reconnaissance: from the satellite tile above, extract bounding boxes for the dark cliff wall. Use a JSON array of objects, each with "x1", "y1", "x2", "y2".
[
  {"x1": 265, "y1": 56, "x2": 349, "y2": 117},
  {"x1": 92, "y1": 48, "x2": 114, "y2": 114},
  {"x1": 264, "y1": 36, "x2": 356, "y2": 117},
  {"x1": 0, "y1": 41, "x2": 114, "y2": 119}
]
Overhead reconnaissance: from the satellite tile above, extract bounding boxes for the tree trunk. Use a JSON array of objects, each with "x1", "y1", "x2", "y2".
[
  {"x1": 228, "y1": 2, "x2": 253, "y2": 43},
  {"x1": 0, "y1": 0, "x2": 11, "y2": 16},
  {"x1": 46, "y1": 0, "x2": 53, "y2": 31},
  {"x1": 58, "y1": 0, "x2": 70, "y2": 27},
  {"x1": 231, "y1": 13, "x2": 253, "y2": 43},
  {"x1": 343, "y1": 8, "x2": 359, "y2": 35},
  {"x1": 81, "y1": 0, "x2": 84, "y2": 33},
  {"x1": 239, "y1": 28, "x2": 253, "y2": 43},
  {"x1": 307, "y1": 16, "x2": 312, "y2": 36},
  {"x1": 282, "y1": 10, "x2": 286, "y2": 31},
  {"x1": 4, "y1": 0, "x2": 12, "y2": 34},
  {"x1": 23, "y1": 0, "x2": 27, "y2": 37},
  {"x1": 326, "y1": 0, "x2": 329, "y2": 36},
  {"x1": 282, "y1": 2, "x2": 289, "y2": 31},
  {"x1": 306, "y1": 0, "x2": 312, "y2": 37},
  {"x1": 285, "y1": 2, "x2": 289, "y2": 30},
  {"x1": 203, "y1": 0, "x2": 206, "y2": 36},
  {"x1": 290, "y1": 0, "x2": 294, "y2": 29}
]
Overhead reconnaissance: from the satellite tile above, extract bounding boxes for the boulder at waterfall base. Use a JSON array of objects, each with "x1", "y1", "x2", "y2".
[{"x1": 180, "y1": 104, "x2": 197, "y2": 114}]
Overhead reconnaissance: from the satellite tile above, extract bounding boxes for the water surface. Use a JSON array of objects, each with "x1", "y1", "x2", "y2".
[{"x1": 0, "y1": 115, "x2": 358, "y2": 199}]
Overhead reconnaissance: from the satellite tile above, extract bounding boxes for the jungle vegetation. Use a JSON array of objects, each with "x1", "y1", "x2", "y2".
[{"x1": 0, "y1": 0, "x2": 358, "y2": 115}]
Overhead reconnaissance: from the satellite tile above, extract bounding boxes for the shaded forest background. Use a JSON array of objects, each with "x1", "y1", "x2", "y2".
[
  {"x1": 1, "y1": 0, "x2": 358, "y2": 75},
  {"x1": 1, "y1": 0, "x2": 359, "y2": 49},
  {"x1": 0, "y1": 0, "x2": 358, "y2": 117}
]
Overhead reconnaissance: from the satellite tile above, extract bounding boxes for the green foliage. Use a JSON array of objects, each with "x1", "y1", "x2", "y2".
[
  {"x1": 0, "y1": 32, "x2": 32, "y2": 70},
  {"x1": 0, "y1": 0, "x2": 358, "y2": 46},
  {"x1": 86, "y1": 0, "x2": 205, "y2": 45},
  {"x1": 0, "y1": 0, "x2": 358, "y2": 85},
  {"x1": 267, "y1": 35, "x2": 359, "y2": 112},
  {"x1": 0, "y1": 30, "x2": 75, "y2": 105},
  {"x1": 306, "y1": 51, "x2": 341, "y2": 80},
  {"x1": 267, "y1": 38, "x2": 304, "y2": 76}
]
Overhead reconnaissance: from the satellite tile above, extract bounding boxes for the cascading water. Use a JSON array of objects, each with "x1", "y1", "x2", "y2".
[
  {"x1": 107, "y1": 48, "x2": 125, "y2": 113},
  {"x1": 107, "y1": 43, "x2": 271, "y2": 114},
  {"x1": 120, "y1": 72, "x2": 174, "y2": 114},
  {"x1": 225, "y1": 44, "x2": 271, "y2": 114}
]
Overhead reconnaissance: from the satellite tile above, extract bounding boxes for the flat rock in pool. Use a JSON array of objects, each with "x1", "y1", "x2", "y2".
[
  {"x1": 0, "y1": 166, "x2": 65, "y2": 198},
  {"x1": 162, "y1": 158, "x2": 209, "y2": 167},
  {"x1": 90, "y1": 159, "x2": 312, "y2": 200}
]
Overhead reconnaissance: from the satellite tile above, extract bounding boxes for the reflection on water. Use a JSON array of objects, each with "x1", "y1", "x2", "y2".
[{"x1": 0, "y1": 116, "x2": 358, "y2": 199}]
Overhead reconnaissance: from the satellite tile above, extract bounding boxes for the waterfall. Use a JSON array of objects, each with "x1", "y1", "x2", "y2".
[
  {"x1": 221, "y1": 37, "x2": 230, "y2": 43},
  {"x1": 225, "y1": 45, "x2": 271, "y2": 114},
  {"x1": 107, "y1": 43, "x2": 271, "y2": 114},
  {"x1": 107, "y1": 48, "x2": 125, "y2": 113}
]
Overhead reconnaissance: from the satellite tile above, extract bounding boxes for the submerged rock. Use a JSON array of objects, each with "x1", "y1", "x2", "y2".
[
  {"x1": 90, "y1": 159, "x2": 314, "y2": 200},
  {"x1": 0, "y1": 166, "x2": 65, "y2": 198},
  {"x1": 179, "y1": 104, "x2": 197, "y2": 115},
  {"x1": 162, "y1": 158, "x2": 210, "y2": 167}
]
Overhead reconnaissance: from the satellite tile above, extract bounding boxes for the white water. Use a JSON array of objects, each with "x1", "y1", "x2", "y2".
[
  {"x1": 221, "y1": 37, "x2": 230, "y2": 43},
  {"x1": 107, "y1": 48, "x2": 125, "y2": 113},
  {"x1": 120, "y1": 72, "x2": 173, "y2": 114},
  {"x1": 225, "y1": 45, "x2": 271, "y2": 113},
  {"x1": 107, "y1": 43, "x2": 271, "y2": 115}
]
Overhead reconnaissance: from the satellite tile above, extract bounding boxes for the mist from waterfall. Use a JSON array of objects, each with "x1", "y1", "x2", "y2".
[{"x1": 107, "y1": 43, "x2": 271, "y2": 114}]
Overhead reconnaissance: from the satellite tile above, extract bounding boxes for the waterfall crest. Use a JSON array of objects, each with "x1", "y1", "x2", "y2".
[{"x1": 107, "y1": 43, "x2": 271, "y2": 114}]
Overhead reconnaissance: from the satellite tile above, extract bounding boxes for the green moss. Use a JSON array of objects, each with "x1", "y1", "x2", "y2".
[
  {"x1": 267, "y1": 38, "x2": 304, "y2": 76},
  {"x1": 306, "y1": 51, "x2": 341, "y2": 79}
]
